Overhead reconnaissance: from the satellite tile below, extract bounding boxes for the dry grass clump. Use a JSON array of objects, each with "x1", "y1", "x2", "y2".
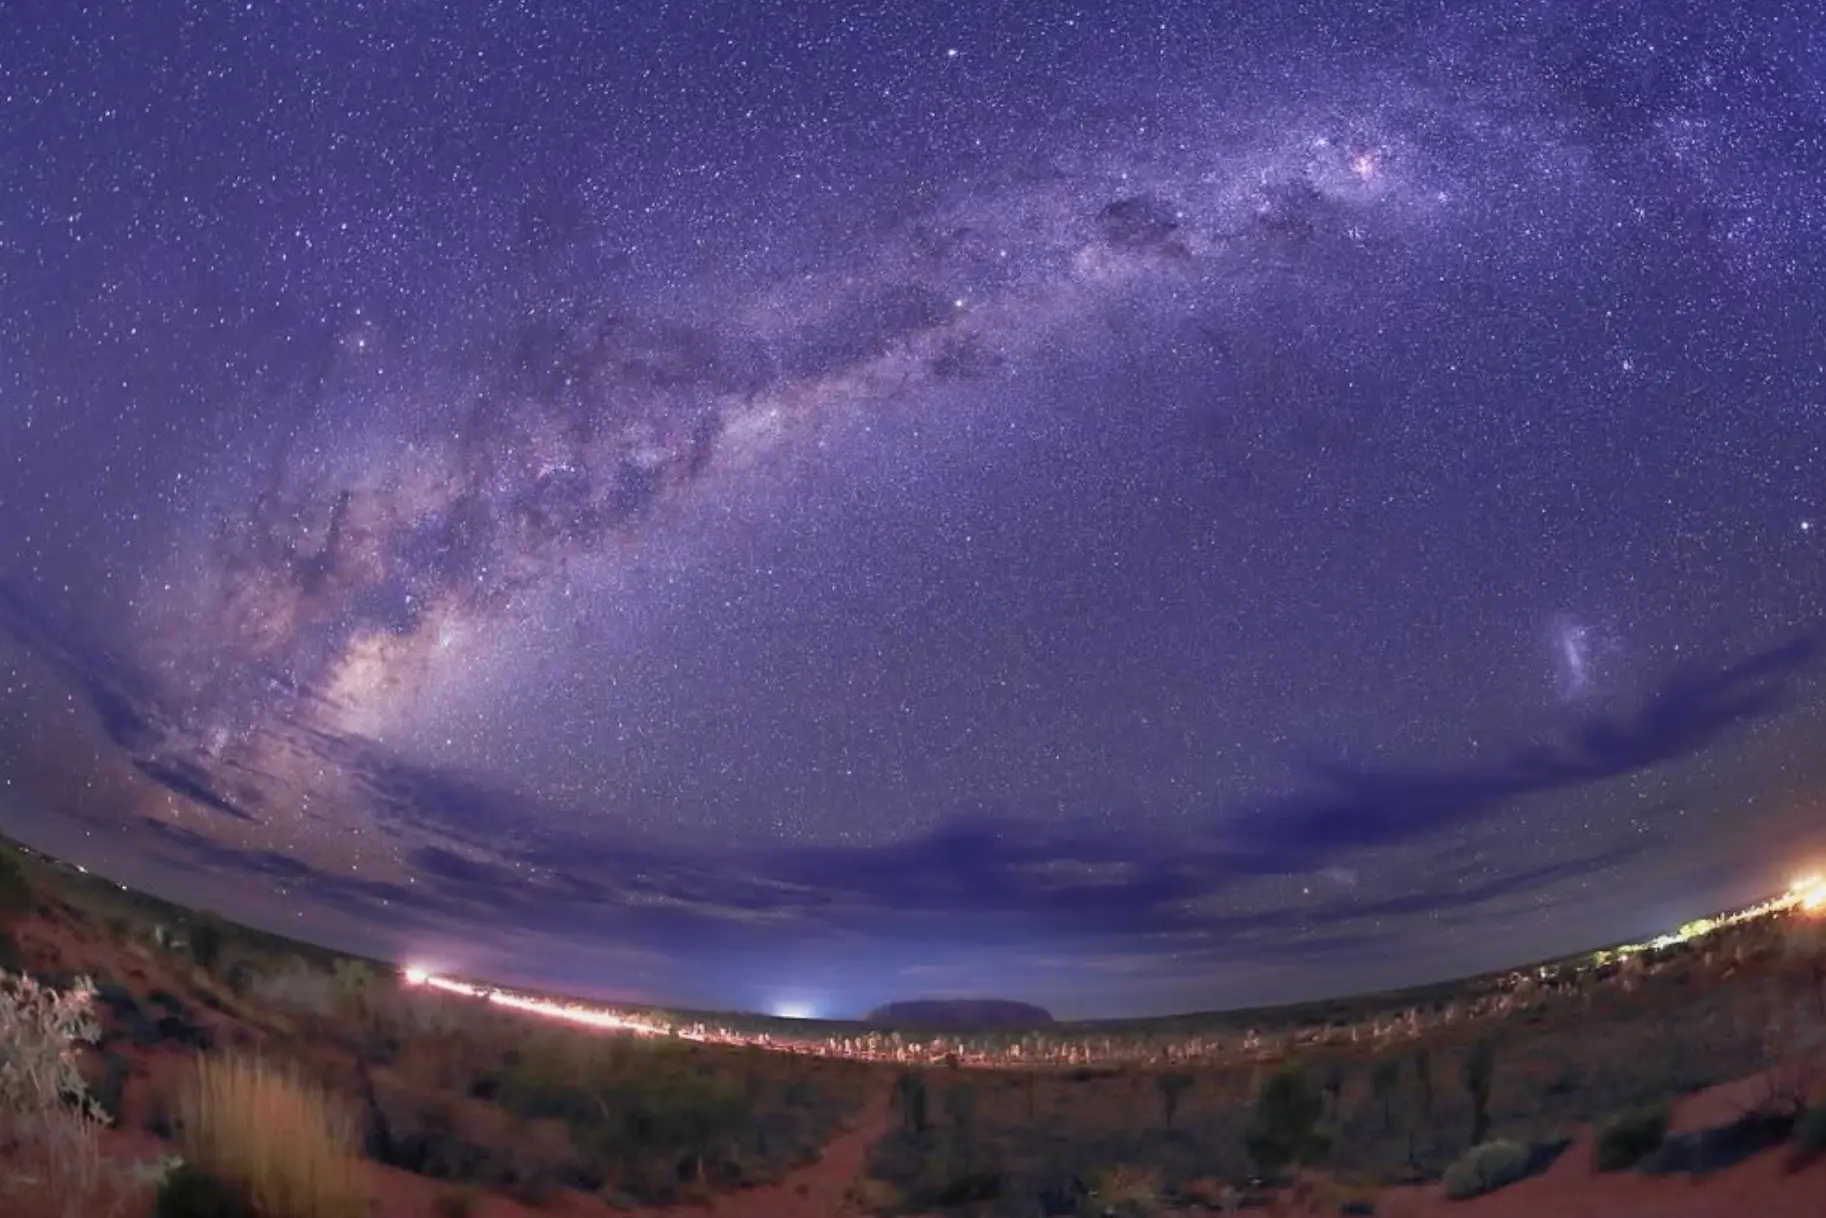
[{"x1": 175, "y1": 1052, "x2": 367, "y2": 1218}]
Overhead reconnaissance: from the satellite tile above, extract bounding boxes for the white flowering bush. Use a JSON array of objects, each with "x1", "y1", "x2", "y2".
[{"x1": 0, "y1": 969, "x2": 179, "y2": 1216}]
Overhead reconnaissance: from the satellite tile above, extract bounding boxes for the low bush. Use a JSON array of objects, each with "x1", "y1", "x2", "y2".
[
  {"x1": 0, "y1": 845, "x2": 30, "y2": 919},
  {"x1": 1244, "y1": 1065, "x2": 1330, "y2": 1175},
  {"x1": 1594, "y1": 1102, "x2": 1670, "y2": 1172},
  {"x1": 1442, "y1": 1139, "x2": 1530, "y2": 1199}
]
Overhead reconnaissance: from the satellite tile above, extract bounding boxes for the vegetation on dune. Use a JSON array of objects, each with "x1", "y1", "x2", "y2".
[
  {"x1": 165, "y1": 1052, "x2": 367, "y2": 1218},
  {"x1": 1593, "y1": 1101, "x2": 1670, "y2": 1171},
  {"x1": 0, "y1": 843, "x2": 31, "y2": 919},
  {"x1": 1441, "y1": 1138, "x2": 1531, "y2": 1199},
  {"x1": 1244, "y1": 1064, "x2": 1330, "y2": 1176}
]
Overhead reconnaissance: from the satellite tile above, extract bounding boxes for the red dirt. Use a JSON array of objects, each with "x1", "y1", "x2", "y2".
[{"x1": 1359, "y1": 1067, "x2": 1826, "y2": 1218}]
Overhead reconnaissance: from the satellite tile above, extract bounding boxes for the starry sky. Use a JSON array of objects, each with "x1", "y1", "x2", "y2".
[{"x1": 3, "y1": 0, "x2": 1826, "y2": 1020}]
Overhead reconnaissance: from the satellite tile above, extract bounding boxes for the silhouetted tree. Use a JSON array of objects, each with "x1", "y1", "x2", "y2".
[
  {"x1": 1408, "y1": 1046, "x2": 1436, "y2": 1165},
  {"x1": 948, "y1": 1081, "x2": 977, "y2": 1139},
  {"x1": 1370, "y1": 1057, "x2": 1401, "y2": 1133},
  {"x1": 0, "y1": 846, "x2": 29, "y2": 921},
  {"x1": 1320, "y1": 1061, "x2": 1348, "y2": 1117},
  {"x1": 895, "y1": 1070, "x2": 930, "y2": 1136},
  {"x1": 188, "y1": 911, "x2": 225, "y2": 972},
  {"x1": 1157, "y1": 1072, "x2": 1194, "y2": 1130},
  {"x1": 1462, "y1": 1036, "x2": 1499, "y2": 1147},
  {"x1": 1244, "y1": 1065, "x2": 1329, "y2": 1176}
]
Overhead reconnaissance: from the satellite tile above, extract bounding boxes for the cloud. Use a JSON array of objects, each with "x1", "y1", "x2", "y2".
[{"x1": 7, "y1": 574, "x2": 1817, "y2": 1001}]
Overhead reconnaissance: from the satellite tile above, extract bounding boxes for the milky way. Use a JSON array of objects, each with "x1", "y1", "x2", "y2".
[{"x1": 3, "y1": 0, "x2": 1825, "y2": 1017}]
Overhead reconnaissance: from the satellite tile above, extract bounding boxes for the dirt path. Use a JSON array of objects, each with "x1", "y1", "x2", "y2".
[
  {"x1": 355, "y1": 1083, "x2": 899, "y2": 1218},
  {"x1": 697, "y1": 1084, "x2": 895, "y2": 1218}
]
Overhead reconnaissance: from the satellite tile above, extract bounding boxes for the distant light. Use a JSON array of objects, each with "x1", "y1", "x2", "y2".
[
  {"x1": 402, "y1": 965, "x2": 430, "y2": 985},
  {"x1": 772, "y1": 1001, "x2": 817, "y2": 1020}
]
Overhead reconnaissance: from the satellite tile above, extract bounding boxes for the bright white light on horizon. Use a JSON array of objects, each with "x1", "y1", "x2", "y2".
[
  {"x1": 1791, "y1": 873, "x2": 1826, "y2": 914},
  {"x1": 398, "y1": 968, "x2": 682, "y2": 1038},
  {"x1": 771, "y1": 1001, "x2": 818, "y2": 1020}
]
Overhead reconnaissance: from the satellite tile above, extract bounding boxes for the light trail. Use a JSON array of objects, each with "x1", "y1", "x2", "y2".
[
  {"x1": 396, "y1": 878, "x2": 1826, "y2": 1065},
  {"x1": 403, "y1": 967, "x2": 683, "y2": 1038}
]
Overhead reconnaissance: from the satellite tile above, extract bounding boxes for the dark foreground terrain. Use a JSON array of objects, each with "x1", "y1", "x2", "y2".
[{"x1": 1, "y1": 838, "x2": 1824, "y2": 1217}]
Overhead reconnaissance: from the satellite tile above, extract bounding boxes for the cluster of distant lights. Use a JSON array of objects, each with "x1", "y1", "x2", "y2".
[
  {"x1": 398, "y1": 875, "x2": 1826, "y2": 1046},
  {"x1": 1782, "y1": 873, "x2": 1826, "y2": 914},
  {"x1": 1588, "y1": 873, "x2": 1826, "y2": 965}
]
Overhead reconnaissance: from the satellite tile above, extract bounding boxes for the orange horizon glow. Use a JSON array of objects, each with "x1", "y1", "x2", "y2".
[{"x1": 1790, "y1": 874, "x2": 1826, "y2": 914}]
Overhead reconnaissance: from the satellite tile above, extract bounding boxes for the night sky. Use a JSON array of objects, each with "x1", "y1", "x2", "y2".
[{"x1": 3, "y1": 1, "x2": 1825, "y2": 1020}]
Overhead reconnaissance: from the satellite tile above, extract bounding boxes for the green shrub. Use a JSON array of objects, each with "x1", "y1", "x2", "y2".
[
  {"x1": 1461, "y1": 1036, "x2": 1498, "y2": 1146},
  {"x1": 1244, "y1": 1065, "x2": 1330, "y2": 1174},
  {"x1": 1442, "y1": 1139, "x2": 1530, "y2": 1199},
  {"x1": 188, "y1": 913, "x2": 226, "y2": 972},
  {"x1": 0, "y1": 846, "x2": 29, "y2": 919},
  {"x1": 1594, "y1": 1103, "x2": 1669, "y2": 1171},
  {"x1": 894, "y1": 1069, "x2": 929, "y2": 1135}
]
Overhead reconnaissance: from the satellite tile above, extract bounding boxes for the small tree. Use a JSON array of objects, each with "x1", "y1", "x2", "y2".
[
  {"x1": 0, "y1": 846, "x2": 30, "y2": 920},
  {"x1": 188, "y1": 912, "x2": 226, "y2": 973},
  {"x1": 1408, "y1": 1047, "x2": 1436, "y2": 1165},
  {"x1": 1320, "y1": 1061, "x2": 1348, "y2": 1116},
  {"x1": 1157, "y1": 1071, "x2": 1195, "y2": 1130},
  {"x1": 1369, "y1": 1057, "x2": 1401, "y2": 1133},
  {"x1": 895, "y1": 1070, "x2": 930, "y2": 1136},
  {"x1": 948, "y1": 1081, "x2": 977, "y2": 1140},
  {"x1": 0, "y1": 971, "x2": 178, "y2": 1216},
  {"x1": 1462, "y1": 1036, "x2": 1498, "y2": 1147},
  {"x1": 1243, "y1": 1065, "x2": 1329, "y2": 1177}
]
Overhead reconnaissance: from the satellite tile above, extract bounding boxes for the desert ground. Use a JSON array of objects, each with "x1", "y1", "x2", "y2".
[{"x1": 2, "y1": 838, "x2": 1824, "y2": 1218}]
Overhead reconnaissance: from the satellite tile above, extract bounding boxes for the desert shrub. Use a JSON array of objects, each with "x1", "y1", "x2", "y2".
[
  {"x1": 175, "y1": 1051, "x2": 367, "y2": 1218},
  {"x1": 495, "y1": 1036, "x2": 758, "y2": 1202},
  {"x1": 1157, "y1": 1071, "x2": 1194, "y2": 1129},
  {"x1": 1244, "y1": 1065, "x2": 1330, "y2": 1175},
  {"x1": 433, "y1": 1186, "x2": 482, "y2": 1218},
  {"x1": 1461, "y1": 1036, "x2": 1498, "y2": 1146},
  {"x1": 894, "y1": 1068, "x2": 929, "y2": 1135},
  {"x1": 0, "y1": 971, "x2": 178, "y2": 1217},
  {"x1": 249, "y1": 960, "x2": 339, "y2": 1018},
  {"x1": 1593, "y1": 1102, "x2": 1669, "y2": 1172},
  {"x1": 1442, "y1": 1139, "x2": 1530, "y2": 1199},
  {"x1": 0, "y1": 845, "x2": 29, "y2": 919},
  {"x1": 1370, "y1": 1057, "x2": 1401, "y2": 1131},
  {"x1": 1092, "y1": 1163, "x2": 1160, "y2": 1212},
  {"x1": 155, "y1": 1163, "x2": 259, "y2": 1217},
  {"x1": 188, "y1": 913, "x2": 226, "y2": 972},
  {"x1": 90, "y1": 1050, "x2": 133, "y2": 1128},
  {"x1": 330, "y1": 958, "x2": 378, "y2": 1015}
]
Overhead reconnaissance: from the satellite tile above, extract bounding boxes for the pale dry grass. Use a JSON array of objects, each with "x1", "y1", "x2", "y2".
[{"x1": 177, "y1": 1052, "x2": 368, "y2": 1218}]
